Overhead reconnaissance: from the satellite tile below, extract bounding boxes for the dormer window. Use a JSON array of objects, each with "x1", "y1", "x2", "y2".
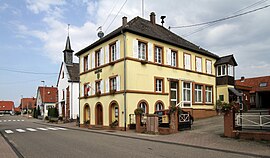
[
  {"x1": 217, "y1": 64, "x2": 226, "y2": 77},
  {"x1": 259, "y1": 82, "x2": 267, "y2": 87},
  {"x1": 228, "y1": 65, "x2": 234, "y2": 76}
]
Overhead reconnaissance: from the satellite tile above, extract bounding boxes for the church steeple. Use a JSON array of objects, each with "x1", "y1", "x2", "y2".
[{"x1": 63, "y1": 24, "x2": 74, "y2": 65}]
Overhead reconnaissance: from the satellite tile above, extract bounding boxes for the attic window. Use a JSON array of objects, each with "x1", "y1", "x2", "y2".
[{"x1": 259, "y1": 82, "x2": 267, "y2": 87}]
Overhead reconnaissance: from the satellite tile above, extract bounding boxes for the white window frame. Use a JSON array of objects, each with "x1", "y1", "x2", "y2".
[
  {"x1": 155, "y1": 102, "x2": 163, "y2": 111},
  {"x1": 205, "y1": 86, "x2": 212, "y2": 103},
  {"x1": 206, "y1": 60, "x2": 212, "y2": 74},
  {"x1": 195, "y1": 84, "x2": 203, "y2": 103},
  {"x1": 195, "y1": 57, "x2": 202, "y2": 72},
  {"x1": 140, "y1": 102, "x2": 147, "y2": 114},
  {"x1": 184, "y1": 53, "x2": 191, "y2": 70},
  {"x1": 110, "y1": 77, "x2": 117, "y2": 91},
  {"x1": 217, "y1": 64, "x2": 227, "y2": 77},
  {"x1": 171, "y1": 51, "x2": 177, "y2": 67},
  {"x1": 182, "y1": 82, "x2": 192, "y2": 107},
  {"x1": 110, "y1": 43, "x2": 117, "y2": 62},
  {"x1": 170, "y1": 81, "x2": 178, "y2": 107},
  {"x1": 138, "y1": 41, "x2": 146, "y2": 60},
  {"x1": 155, "y1": 46, "x2": 162, "y2": 64},
  {"x1": 228, "y1": 64, "x2": 234, "y2": 77},
  {"x1": 156, "y1": 79, "x2": 163, "y2": 92}
]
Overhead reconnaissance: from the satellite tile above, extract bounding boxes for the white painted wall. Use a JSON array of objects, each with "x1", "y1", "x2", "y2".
[{"x1": 70, "y1": 82, "x2": 79, "y2": 119}]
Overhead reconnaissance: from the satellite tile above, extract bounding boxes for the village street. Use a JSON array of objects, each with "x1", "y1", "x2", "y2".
[{"x1": 1, "y1": 115, "x2": 269, "y2": 158}]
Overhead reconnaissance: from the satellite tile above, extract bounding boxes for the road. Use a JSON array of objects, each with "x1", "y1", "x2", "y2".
[{"x1": 0, "y1": 115, "x2": 263, "y2": 158}]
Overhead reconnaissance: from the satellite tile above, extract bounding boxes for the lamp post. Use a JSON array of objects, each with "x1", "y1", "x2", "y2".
[{"x1": 21, "y1": 95, "x2": 23, "y2": 116}]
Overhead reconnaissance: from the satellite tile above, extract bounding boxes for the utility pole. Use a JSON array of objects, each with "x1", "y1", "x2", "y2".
[{"x1": 21, "y1": 95, "x2": 23, "y2": 116}]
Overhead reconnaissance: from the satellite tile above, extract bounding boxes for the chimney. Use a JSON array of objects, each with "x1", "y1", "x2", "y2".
[
  {"x1": 150, "y1": 12, "x2": 156, "y2": 24},
  {"x1": 122, "y1": 16, "x2": 127, "y2": 26},
  {"x1": 240, "y1": 76, "x2": 245, "y2": 82}
]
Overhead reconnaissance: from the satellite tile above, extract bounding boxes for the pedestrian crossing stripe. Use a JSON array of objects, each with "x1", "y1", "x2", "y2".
[
  {"x1": 5, "y1": 130, "x2": 13, "y2": 134},
  {"x1": 47, "y1": 127, "x2": 58, "y2": 130},
  {"x1": 16, "y1": 129, "x2": 26, "y2": 133},
  {"x1": 37, "y1": 128, "x2": 48, "y2": 131},
  {"x1": 0, "y1": 119, "x2": 25, "y2": 123},
  {"x1": 26, "y1": 128, "x2": 37, "y2": 132},
  {"x1": 54, "y1": 127, "x2": 68, "y2": 130}
]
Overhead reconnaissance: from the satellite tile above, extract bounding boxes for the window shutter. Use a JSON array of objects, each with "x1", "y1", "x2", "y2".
[
  {"x1": 81, "y1": 85, "x2": 84, "y2": 97},
  {"x1": 105, "y1": 79, "x2": 109, "y2": 93},
  {"x1": 91, "y1": 52, "x2": 95, "y2": 69},
  {"x1": 116, "y1": 75, "x2": 120, "y2": 91},
  {"x1": 81, "y1": 57, "x2": 84, "y2": 72},
  {"x1": 196, "y1": 57, "x2": 202, "y2": 72},
  {"x1": 105, "y1": 45, "x2": 109, "y2": 63},
  {"x1": 185, "y1": 54, "x2": 191, "y2": 70},
  {"x1": 100, "y1": 48, "x2": 104, "y2": 65},
  {"x1": 91, "y1": 82, "x2": 95, "y2": 95},
  {"x1": 148, "y1": 42, "x2": 153, "y2": 62},
  {"x1": 116, "y1": 40, "x2": 120, "y2": 60},
  {"x1": 88, "y1": 54, "x2": 91, "y2": 70},
  {"x1": 133, "y1": 39, "x2": 138, "y2": 58},
  {"x1": 166, "y1": 48, "x2": 171, "y2": 65},
  {"x1": 87, "y1": 83, "x2": 91, "y2": 96},
  {"x1": 100, "y1": 80, "x2": 104, "y2": 93}
]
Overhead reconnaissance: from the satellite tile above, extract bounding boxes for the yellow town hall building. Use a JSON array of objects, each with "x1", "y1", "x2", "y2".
[{"x1": 75, "y1": 12, "x2": 237, "y2": 129}]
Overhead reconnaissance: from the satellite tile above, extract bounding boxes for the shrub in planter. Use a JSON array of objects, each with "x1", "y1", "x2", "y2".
[
  {"x1": 58, "y1": 116, "x2": 63, "y2": 121},
  {"x1": 45, "y1": 116, "x2": 49, "y2": 120}
]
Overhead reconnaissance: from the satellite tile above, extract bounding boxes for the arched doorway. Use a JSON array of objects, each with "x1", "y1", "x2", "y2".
[
  {"x1": 109, "y1": 101, "x2": 119, "y2": 126},
  {"x1": 95, "y1": 103, "x2": 103, "y2": 125},
  {"x1": 84, "y1": 104, "x2": 90, "y2": 124}
]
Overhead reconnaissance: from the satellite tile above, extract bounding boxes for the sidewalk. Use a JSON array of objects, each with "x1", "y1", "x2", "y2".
[
  {"x1": 0, "y1": 133, "x2": 17, "y2": 158},
  {"x1": 35, "y1": 116, "x2": 270, "y2": 157}
]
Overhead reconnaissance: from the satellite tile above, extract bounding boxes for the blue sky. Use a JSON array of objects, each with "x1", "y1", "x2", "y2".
[{"x1": 0, "y1": 0, "x2": 270, "y2": 106}]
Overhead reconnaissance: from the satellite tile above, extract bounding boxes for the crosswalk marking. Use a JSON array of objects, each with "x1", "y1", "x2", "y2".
[
  {"x1": 0, "y1": 120, "x2": 2, "y2": 122},
  {"x1": 5, "y1": 130, "x2": 14, "y2": 134},
  {"x1": 26, "y1": 128, "x2": 37, "y2": 132},
  {"x1": 3, "y1": 127, "x2": 67, "y2": 134},
  {"x1": 0, "y1": 119, "x2": 24, "y2": 123},
  {"x1": 37, "y1": 128, "x2": 48, "y2": 131},
  {"x1": 17, "y1": 120, "x2": 21, "y2": 121},
  {"x1": 13, "y1": 120, "x2": 16, "y2": 121},
  {"x1": 21, "y1": 120, "x2": 24, "y2": 121},
  {"x1": 4, "y1": 120, "x2": 6, "y2": 122},
  {"x1": 16, "y1": 129, "x2": 26, "y2": 133},
  {"x1": 8, "y1": 120, "x2": 11, "y2": 122}
]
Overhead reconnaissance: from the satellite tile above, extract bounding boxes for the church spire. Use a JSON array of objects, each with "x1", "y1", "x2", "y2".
[{"x1": 63, "y1": 24, "x2": 74, "y2": 65}]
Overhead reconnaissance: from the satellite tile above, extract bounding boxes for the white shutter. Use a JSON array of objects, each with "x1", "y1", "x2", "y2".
[
  {"x1": 185, "y1": 54, "x2": 191, "y2": 70},
  {"x1": 105, "y1": 45, "x2": 109, "y2": 64},
  {"x1": 148, "y1": 42, "x2": 153, "y2": 62},
  {"x1": 87, "y1": 83, "x2": 91, "y2": 96},
  {"x1": 81, "y1": 85, "x2": 84, "y2": 97},
  {"x1": 91, "y1": 52, "x2": 95, "y2": 69},
  {"x1": 116, "y1": 75, "x2": 120, "y2": 91},
  {"x1": 196, "y1": 57, "x2": 202, "y2": 72},
  {"x1": 100, "y1": 80, "x2": 104, "y2": 93},
  {"x1": 116, "y1": 40, "x2": 120, "y2": 60},
  {"x1": 133, "y1": 39, "x2": 138, "y2": 58},
  {"x1": 166, "y1": 48, "x2": 171, "y2": 65},
  {"x1": 106, "y1": 79, "x2": 109, "y2": 93},
  {"x1": 88, "y1": 54, "x2": 91, "y2": 70},
  {"x1": 91, "y1": 82, "x2": 95, "y2": 95},
  {"x1": 100, "y1": 48, "x2": 104, "y2": 65},
  {"x1": 81, "y1": 57, "x2": 84, "y2": 72}
]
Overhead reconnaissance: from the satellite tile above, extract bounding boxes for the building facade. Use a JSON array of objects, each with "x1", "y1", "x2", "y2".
[
  {"x1": 0, "y1": 101, "x2": 14, "y2": 114},
  {"x1": 57, "y1": 35, "x2": 80, "y2": 121},
  {"x1": 76, "y1": 13, "x2": 236, "y2": 129}
]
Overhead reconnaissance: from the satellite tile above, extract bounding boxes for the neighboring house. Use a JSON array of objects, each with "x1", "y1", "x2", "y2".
[
  {"x1": 57, "y1": 35, "x2": 80, "y2": 121},
  {"x1": 235, "y1": 76, "x2": 270, "y2": 109},
  {"x1": 0, "y1": 101, "x2": 14, "y2": 114},
  {"x1": 20, "y1": 97, "x2": 36, "y2": 113},
  {"x1": 75, "y1": 12, "x2": 238, "y2": 129},
  {"x1": 36, "y1": 86, "x2": 58, "y2": 117}
]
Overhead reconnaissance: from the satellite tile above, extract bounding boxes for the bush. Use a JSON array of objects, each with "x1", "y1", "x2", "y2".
[
  {"x1": 45, "y1": 116, "x2": 49, "y2": 120},
  {"x1": 48, "y1": 107, "x2": 59, "y2": 118},
  {"x1": 32, "y1": 108, "x2": 36, "y2": 118},
  {"x1": 134, "y1": 107, "x2": 144, "y2": 115}
]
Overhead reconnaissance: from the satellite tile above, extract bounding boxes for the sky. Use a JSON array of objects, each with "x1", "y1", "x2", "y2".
[{"x1": 0, "y1": 0, "x2": 269, "y2": 106}]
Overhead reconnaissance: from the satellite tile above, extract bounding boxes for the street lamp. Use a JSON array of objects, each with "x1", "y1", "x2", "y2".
[{"x1": 21, "y1": 95, "x2": 23, "y2": 116}]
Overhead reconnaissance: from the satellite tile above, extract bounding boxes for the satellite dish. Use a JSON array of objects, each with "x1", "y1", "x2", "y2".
[{"x1": 97, "y1": 31, "x2": 104, "y2": 39}]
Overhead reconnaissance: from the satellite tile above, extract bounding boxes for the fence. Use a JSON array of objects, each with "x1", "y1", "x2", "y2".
[{"x1": 235, "y1": 113, "x2": 270, "y2": 130}]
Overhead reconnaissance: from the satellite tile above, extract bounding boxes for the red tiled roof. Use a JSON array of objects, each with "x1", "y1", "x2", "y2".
[
  {"x1": 38, "y1": 87, "x2": 58, "y2": 103},
  {"x1": 21, "y1": 98, "x2": 36, "y2": 109},
  {"x1": 0, "y1": 101, "x2": 14, "y2": 111},
  {"x1": 235, "y1": 76, "x2": 270, "y2": 92},
  {"x1": 14, "y1": 107, "x2": 21, "y2": 112}
]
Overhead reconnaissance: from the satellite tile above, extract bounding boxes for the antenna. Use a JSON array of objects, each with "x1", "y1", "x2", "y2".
[
  {"x1": 97, "y1": 26, "x2": 104, "y2": 39},
  {"x1": 161, "y1": 16, "x2": 166, "y2": 26}
]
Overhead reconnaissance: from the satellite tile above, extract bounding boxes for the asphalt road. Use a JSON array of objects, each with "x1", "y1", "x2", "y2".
[{"x1": 0, "y1": 115, "x2": 263, "y2": 158}]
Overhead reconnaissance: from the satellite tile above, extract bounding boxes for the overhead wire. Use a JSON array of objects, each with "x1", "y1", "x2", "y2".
[
  {"x1": 0, "y1": 75, "x2": 57, "y2": 85},
  {"x1": 169, "y1": 3, "x2": 270, "y2": 29},
  {"x1": 101, "y1": 0, "x2": 120, "y2": 29},
  {"x1": 105, "y1": 0, "x2": 128, "y2": 33},
  {"x1": 0, "y1": 67, "x2": 58, "y2": 75}
]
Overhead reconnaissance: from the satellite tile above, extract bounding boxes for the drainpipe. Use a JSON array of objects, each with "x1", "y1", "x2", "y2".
[
  {"x1": 122, "y1": 30, "x2": 127, "y2": 131},
  {"x1": 78, "y1": 61, "x2": 81, "y2": 127}
]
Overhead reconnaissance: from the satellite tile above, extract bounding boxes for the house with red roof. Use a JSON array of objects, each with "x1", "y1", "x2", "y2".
[
  {"x1": 20, "y1": 97, "x2": 36, "y2": 113},
  {"x1": 235, "y1": 76, "x2": 270, "y2": 109},
  {"x1": 0, "y1": 101, "x2": 14, "y2": 114},
  {"x1": 36, "y1": 86, "x2": 58, "y2": 118}
]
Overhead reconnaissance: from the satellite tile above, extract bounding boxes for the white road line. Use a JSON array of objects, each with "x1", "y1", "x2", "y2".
[
  {"x1": 21, "y1": 120, "x2": 25, "y2": 121},
  {"x1": 17, "y1": 120, "x2": 21, "y2": 121},
  {"x1": 26, "y1": 128, "x2": 37, "y2": 132},
  {"x1": 54, "y1": 127, "x2": 68, "y2": 130},
  {"x1": 37, "y1": 128, "x2": 48, "y2": 131},
  {"x1": 16, "y1": 129, "x2": 26, "y2": 133},
  {"x1": 8, "y1": 120, "x2": 11, "y2": 122},
  {"x1": 13, "y1": 120, "x2": 16, "y2": 121},
  {"x1": 4, "y1": 120, "x2": 7, "y2": 122},
  {"x1": 47, "y1": 127, "x2": 58, "y2": 131},
  {"x1": 5, "y1": 130, "x2": 14, "y2": 134},
  {"x1": 0, "y1": 120, "x2": 2, "y2": 122}
]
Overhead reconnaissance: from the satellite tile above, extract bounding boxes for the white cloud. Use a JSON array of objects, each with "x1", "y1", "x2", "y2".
[
  {"x1": 26, "y1": 0, "x2": 65, "y2": 14},
  {"x1": 0, "y1": 3, "x2": 8, "y2": 11}
]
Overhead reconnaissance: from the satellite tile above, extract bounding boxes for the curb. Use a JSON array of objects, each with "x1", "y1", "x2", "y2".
[
  {"x1": 0, "y1": 132, "x2": 24, "y2": 158},
  {"x1": 34, "y1": 121, "x2": 270, "y2": 158}
]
